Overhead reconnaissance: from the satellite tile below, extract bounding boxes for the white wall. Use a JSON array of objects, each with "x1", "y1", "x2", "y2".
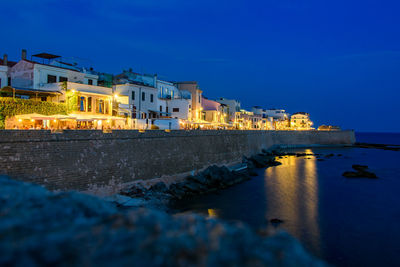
[
  {"x1": 265, "y1": 109, "x2": 289, "y2": 120},
  {"x1": 166, "y1": 98, "x2": 191, "y2": 120},
  {"x1": 157, "y1": 80, "x2": 180, "y2": 99},
  {"x1": 0, "y1": 66, "x2": 8, "y2": 88},
  {"x1": 115, "y1": 84, "x2": 159, "y2": 119},
  {"x1": 10, "y1": 60, "x2": 98, "y2": 89},
  {"x1": 217, "y1": 98, "x2": 241, "y2": 122}
]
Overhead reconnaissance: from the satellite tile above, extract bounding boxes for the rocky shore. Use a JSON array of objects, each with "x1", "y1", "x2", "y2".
[
  {"x1": 118, "y1": 150, "x2": 283, "y2": 207},
  {"x1": 0, "y1": 176, "x2": 326, "y2": 266}
]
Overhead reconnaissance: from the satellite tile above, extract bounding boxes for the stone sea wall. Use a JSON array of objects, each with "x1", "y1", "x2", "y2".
[{"x1": 0, "y1": 130, "x2": 355, "y2": 193}]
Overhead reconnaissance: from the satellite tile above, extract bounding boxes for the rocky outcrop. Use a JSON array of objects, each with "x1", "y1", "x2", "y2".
[
  {"x1": 122, "y1": 151, "x2": 283, "y2": 201},
  {"x1": 342, "y1": 165, "x2": 378, "y2": 178},
  {"x1": 122, "y1": 165, "x2": 253, "y2": 201},
  {"x1": 355, "y1": 143, "x2": 400, "y2": 151},
  {"x1": 0, "y1": 176, "x2": 326, "y2": 266}
]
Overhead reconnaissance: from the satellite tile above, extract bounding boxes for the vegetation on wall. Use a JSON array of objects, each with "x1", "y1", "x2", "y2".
[
  {"x1": 63, "y1": 82, "x2": 79, "y2": 113},
  {"x1": 0, "y1": 97, "x2": 67, "y2": 129}
]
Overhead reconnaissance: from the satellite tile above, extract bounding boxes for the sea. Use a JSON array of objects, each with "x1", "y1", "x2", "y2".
[{"x1": 171, "y1": 132, "x2": 400, "y2": 266}]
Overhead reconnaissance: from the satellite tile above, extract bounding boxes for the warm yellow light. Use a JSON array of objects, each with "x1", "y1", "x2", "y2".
[
  {"x1": 18, "y1": 119, "x2": 22, "y2": 122},
  {"x1": 71, "y1": 89, "x2": 75, "y2": 93},
  {"x1": 113, "y1": 93, "x2": 119, "y2": 98},
  {"x1": 31, "y1": 119, "x2": 34, "y2": 122},
  {"x1": 53, "y1": 120, "x2": 57, "y2": 122}
]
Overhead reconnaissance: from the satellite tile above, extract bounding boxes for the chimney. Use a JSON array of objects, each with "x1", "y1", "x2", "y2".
[
  {"x1": 3, "y1": 54, "x2": 7, "y2": 66},
  {"x1": 21, "y1": 49, "x2": 27, "y2": 60}
]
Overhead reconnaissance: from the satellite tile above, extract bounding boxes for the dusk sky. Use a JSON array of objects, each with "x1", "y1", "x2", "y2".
[{"x1": 2, "y1": 0, "x2": 399, "y2": 132}]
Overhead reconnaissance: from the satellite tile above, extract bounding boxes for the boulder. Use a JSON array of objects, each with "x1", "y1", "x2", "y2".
[
  {"x1": 342, "y1": 171, "x2": 377, "y2": 179},
  {"x1": 149, "y1": 182, "x2": 168, "y2": 194},
  {"x1": 168, "y1": 182, "x2": 187, "y2": 199},
  {"x1": 342, "y1": 165, "x2": 378, "y2": 178},
  {"x1": 120, "y1": 183, "x2": 147, "y2": 197}
]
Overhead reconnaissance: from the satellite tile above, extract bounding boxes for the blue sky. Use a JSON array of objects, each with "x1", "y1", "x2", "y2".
[{"x1": 1, "y1": 0, "x2": 399, "y2": 132}]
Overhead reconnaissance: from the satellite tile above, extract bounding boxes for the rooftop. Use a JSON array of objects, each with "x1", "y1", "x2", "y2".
[
  {"x1": 0, "y1": 59, "x2": 17, "y2": 68},
  {"x1": 32, "y1": 53, "x2": 61, "y2": 60}
]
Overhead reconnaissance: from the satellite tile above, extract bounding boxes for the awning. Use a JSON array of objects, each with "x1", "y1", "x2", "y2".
[
  {"x1": 70, "y1": 114, "x2": 126, "y2": 121},
  {"x1": 1, "y1": 86, "x2": 62, "y2": 95},
  {"x1": 15, "y1": 113, "x2": 74, "y2": 120}
]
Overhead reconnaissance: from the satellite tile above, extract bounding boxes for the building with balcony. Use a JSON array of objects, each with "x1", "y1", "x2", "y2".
[
  {"x1": 290, "y1": 112, "x2": 314, "y2": 130},
  {"x1": 217, "y1": 98, "x2": 241, "y2": 123},
  {"x1": 157, "y1": 79, "x2": 191, "y2": 120}
]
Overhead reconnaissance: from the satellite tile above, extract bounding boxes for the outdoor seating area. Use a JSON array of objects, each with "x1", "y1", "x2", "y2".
[{"x1": 8, "y1": 113, "x2": 127, "y2": 130}]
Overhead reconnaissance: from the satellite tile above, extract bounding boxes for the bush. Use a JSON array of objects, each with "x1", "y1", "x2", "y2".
[{"x1": 0, "y1": 97, "x2": 67, "y2": 129}]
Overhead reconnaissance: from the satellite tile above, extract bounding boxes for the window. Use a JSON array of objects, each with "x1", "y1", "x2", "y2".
[
  {"x1": 159, "y1": 105, "x2": 162, "y2": 112},
  {"x1": 150, "y1": 94, "x2": 154, "y2": 103},
  {"x1": 41, "y1": 97, "x2": 47, "y2": 101},
  {"x1": 166, "y1": 107, "x2": 169, "y2": 113},
  {"x1": 173, "y1": 108, "x2": 179, "y2": 112},
  {"x1": 96, "y1": 99, "x2": 104, "y2": 113},
  {"x1": 88, "y1": 79, "x2": 93, "y2": 85},
  {"x1": 59, "y1": 76, "x2": 68, "y2": 82},
  {"x1": 7, "y1": 77, "x2": 11, "y2": 86},
  {"x1": 87, "y1": 97, "x2": 92, "y2": 112},
  {"x1": 142, "y1": 92, "x2": 145, "y2": 101},
  {"x1": 47, "y1": 75, "x2": 57, "y2": 83},
  {"x1": 198, "y1": 95, "x2": 201, "y2": 103},
  {"x1": 80, "y1": 96, "x2": 86, "y2": 111},
  {"x1": 131, "y1": 91, "x2": 135, "y2": 100},
  {"x1": 105, "y1": 101, "x2": 109, "y2": 114},
  {"x1": 0, "y1": 78, "x2": 2, "y2": 87}
]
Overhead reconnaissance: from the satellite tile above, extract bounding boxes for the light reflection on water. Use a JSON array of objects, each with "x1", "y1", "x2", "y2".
[
  {"x1": 171, "y1": 141, "x2": 400, "y2": 266},
  {"x1": 264, "y1": 150, "x2": 321, "y2": 256}
]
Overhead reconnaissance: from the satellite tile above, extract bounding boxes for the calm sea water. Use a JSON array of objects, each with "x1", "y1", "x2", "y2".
[{"x1": 171, "y1": 133, "x2": 400, "y2": 266}]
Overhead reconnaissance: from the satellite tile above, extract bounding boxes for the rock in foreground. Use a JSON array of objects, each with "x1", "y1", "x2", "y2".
[{"x1": 0, "y1": 176, "x2": 325, "y2": 267}]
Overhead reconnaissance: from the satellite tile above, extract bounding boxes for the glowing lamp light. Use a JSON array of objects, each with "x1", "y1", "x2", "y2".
[
  {"x1": 71, "y1": 89, "x2": 76, "y2": 93},
  {"x1": 18, "y1": 119, "x2": 22, "y2": 122},
  {"x1": 113, "y1": 93, "x2": 119, "y2": 98},
  {"x1": 53, "y1": 120, "x2": 57, "y2": 123},
  {"x1": 31, "y1": 119, "x2": 34, "y2": 122}
]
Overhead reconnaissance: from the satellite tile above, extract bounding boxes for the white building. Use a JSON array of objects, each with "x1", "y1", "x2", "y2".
[
  {"x1": 114, "y1": 83, "x2": 159, "y2": 119},
  {"x1": 290, "y1": 112, "x2": 314, "y2": 130},
  {"x1": 264, "y1": 109, "x2": 289, "y2": 120},
  {"x1": 252, "y1": 106, "x2": 267, "y2": 118},
  {"x1": 175, "y1": 81, "x2": 202, "y2": 121},
  {"x1": 10, "y1": 51, "x2": 98, "y2": 92},
  {"x1": 157, "y1": 79, "x2": 191, "y2": 120},
  {"x1": 0, "y1": 54, "x2": 16, "y2": 88},
  {"x1": 0, "y1": 64, "x2": 8, "y2": 89},
  {"x1": 217, "y1": 98, "x2": 241, "y2": 123}
]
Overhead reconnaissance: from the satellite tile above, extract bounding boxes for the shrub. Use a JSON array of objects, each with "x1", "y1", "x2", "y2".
[{"x1": 0, "y1": 97, "x2": 68, "y2": 129}]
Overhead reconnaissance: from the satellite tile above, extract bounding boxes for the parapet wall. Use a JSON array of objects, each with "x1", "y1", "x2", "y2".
[{"x1": 0, "y1": 130, "x2": 355, "y2": 193}]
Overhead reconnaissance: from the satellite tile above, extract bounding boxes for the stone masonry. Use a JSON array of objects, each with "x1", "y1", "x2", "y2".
[{"x1": 0, "y1": 130, "x2": 355, "y2": 193}]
